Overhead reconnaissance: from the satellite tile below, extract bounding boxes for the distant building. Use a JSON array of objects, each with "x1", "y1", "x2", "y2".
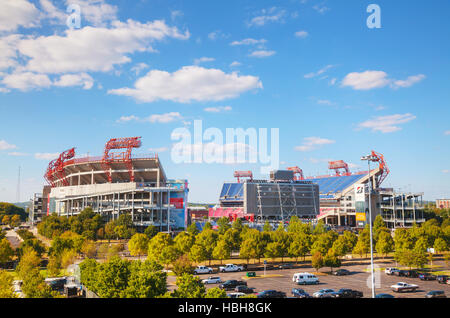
[{"x1": 436, "y1": 199, "x2": 450, "y2": 209}]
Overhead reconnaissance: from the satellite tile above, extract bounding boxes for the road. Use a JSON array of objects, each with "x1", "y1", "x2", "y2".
[
  {"x1": 4, "y1": 229, "x2": 23, "y2": 249},
  {"x1": 167, "y1": 261, "x2": 450, "y2": 298}
]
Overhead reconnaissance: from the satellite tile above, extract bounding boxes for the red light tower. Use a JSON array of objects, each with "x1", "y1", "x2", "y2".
[
  {"x1": 44, "y1": 148, "x2": 76, "y2": 187},
  {"x1": 287, "y1": 166, "x2": 305, "y2": 181},
  {"x1": 234, "y1": 171, "x2": 253, "y2": 183},
  {"x1": 370, "y1": 150, "x2": 390, "y2": 187},
  {"x1": 102, "y1": 137, "x2": 142, "y2": 183},
  {"x1": 328, "y1": 160, "x2": 351, "y2": 176}
]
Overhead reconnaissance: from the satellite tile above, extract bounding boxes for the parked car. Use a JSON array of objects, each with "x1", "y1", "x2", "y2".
[
  {"x1": 278, "y1": 263, "x2": 294, "y2": 269},
  {"x1": 395, "y1": 270, "x2": 409, "y2": 277},
  {"x1": 313, "y1": 289, "x2": 336, "y2": 298},
  {"x1": 426, "y1": 291, "x2": 446, "y2": 298},
  {"x1": 292, "y1": 273, "x2": 319, "y2": 285},
  {"x1": 201, "y1": 276, "x2": 222, "y2": 284},
  {"x1": 375, "y1": 293, "x2": 395, "y2": 298},
  {"x1": 404, "y1": 270, "x2": 419, "y2": 278},
  {"x1": 419, "y1": 273, "x2": 436, "y2": 281},
  {"x1": 219, "y1": 280, "x2": 247, "y2": 290},
  {"x1": 333, "y1": 289, "x2": 363, "y2": 298},
  {"x1": 291, "y1": 288, "x2": 311, "y2": 298},
  {"x1": 227, "y1": 292, "x2": 246, "y2": 298},
  {"x1": 385, "y1": 268, "x2": 400, "y2": 275},
  {"x1": 219, "y1": 264, "x2": 244, "y2": 273},
  {"x1": 437, "y1": 275, "x2": 448, "y2": 284},
  {"x1": 256, "y1": 290, "x2": 286, "y2": 298},
  {"x1": 235, "y1": 285, "x2": 256, "y2": 294},
  {"x1": 390, "y1": 282, "x2": 419, "y2": 293},
  {"x1": 193, "y1": 266, "x2": 213, "y2": 275},
  {"x1": 333, "y1": 269, "x2": 350, "y2": 276}
]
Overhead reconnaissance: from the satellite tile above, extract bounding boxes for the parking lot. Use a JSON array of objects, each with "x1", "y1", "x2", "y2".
[{"x1": 168, "y1": 260, "x2": 450, "y2": 298}]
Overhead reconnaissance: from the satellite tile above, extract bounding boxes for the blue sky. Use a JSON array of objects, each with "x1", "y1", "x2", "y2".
[{"x1": 0, "y1": 0, "x2": 449, "y2": 203}]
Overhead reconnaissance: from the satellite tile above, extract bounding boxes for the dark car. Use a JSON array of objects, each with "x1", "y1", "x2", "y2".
[
  {"x1": 291, "y1": 288, "x2": 311, "y2": 298},
  {"x1": 219, "y1": 280, "x2": 247, "y2": 290},
  {"x1": 437, "y1": 275, "x2": 448, "y2": 284},
  {"x1": 419, "y1": 273, "x2": 436, "y2": 281},
  {"x1": 396, "y1": 270, "x2": 409, "y2": 277},
  {"x1": 333, "y1": 289, "x2": 363, "y2": 298},
  {"x1": 426, "y1": 291, "x2": 446, "y2": 298},
  {"x1": 333, "y1": 269, "x2": 350, "y2": 276},
  {"x1": 404, "y1": 270, "x2": 419, "y2": 278},
  {"x1": 279, "y1": 263, "x2": 294, "y2": 269},
  {"x1": 257, "y1": 290, "x2": 286, "y2": 298},
  {"x1": 235, "y1": 285, "x2": 255, "y2": 294},
  {"x1": 375, "y1": 293, "x2": 395, "y2": 298}
]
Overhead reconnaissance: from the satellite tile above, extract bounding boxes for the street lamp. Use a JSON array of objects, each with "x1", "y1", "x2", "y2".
[{"x1": 361, "y1": 154, "x2": 378, "y2": 298}]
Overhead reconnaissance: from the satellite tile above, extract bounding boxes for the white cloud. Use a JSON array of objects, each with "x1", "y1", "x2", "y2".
[
  {"x1": 0, "y1": 0, "x2": 40, "y2": 32},
  {"x1": 68, "y1": 0, "x2": 118, "y2": 27},
  {"x1": 313, "y1": 4, "x2": 330, "y2": 14},
  {"x1": 249, "y1": 50, "x2": 276, "y2": 58},
  {"x1": 443, "y1": 170, "x2": 450, "y2": 174},
  {"x1": 131, "y1": 63, "x2": 149, "y2": 75},
  {"x1": 117, "y1": 112, "x2": 183, "y2": 124},
  {"x1": 445, "y1": 130, "x2": 450, "y2": 136},
  {"x1": 1, "y1": 71, "x2": 52, "y2": 91},
  {"x1": 294, "y1": 30, "x2": 308, "y2": 38},
  {"x1": 108, "y1": 66, "x2": 263, "y2": 103},
  {"x1": 357, "y1": 113, "x2": 416, "y2": 133},
  {"x1": 295, "y1": 137, "x2": 335, "y2": 152},
  {"x1": 230, "y1": 61, "x2": 241, "y2": 67},
  {"x1": 391, "y1": 74, "x2": 426, "y2": 89},
  {"x1": 53, "y1": 73, "x2": 94, "y2": 89},
  {"x1": 35, "y1": 152, "x2": 59, "y2": 160},
  {"x1": 342, "y1": 71, "x2": 425, "y2": 90},
  {"x1": 170, "y1": 10, "x2": 183, "y2": 21},
  {"x1": 0, "y1": 140, "x2": 17, "y2": 150},
  {"x1": 16, "y1": 19, "x2": 189, "y2": 74},
  {"x1": 0, "y1": 35, "x2": 22, "y2": 70},
  {"x1": 194, "y1": 57, "x2": 215, "y2": 65},
  {"x1": 230, "y1": 38, "x2": 267, "y2": 46},
  {"x1": 304, "y1": 65, "x2": 334, "y2": 79},
  {"x1": 341, "y1": 70, "x2": 390, "y2": 90},
  {"x1": 317, "y1": 99, "x2": 334, "y2": 106},
  {"x1": 248, "y1": 7, "x2": 287, "y2": 27},
  {"x1": 8, "y1": 152, "x2": 29, "y2": 156},
  {"x1": 329, "y1": 78, "x2": 337, "y2": 85},
  {"x1": 204, "y1": 106, "x2": 232, "y2": 113}
]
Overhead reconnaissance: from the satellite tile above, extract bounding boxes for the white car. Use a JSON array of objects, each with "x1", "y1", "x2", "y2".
[
  {"x1": 292, "y1": 273, "x2": 319, "y2": 285},
  {"x1": 193, "y1": 266, "x2": 213, "y2": 275},
  {"x1": 202, "y1": 276, "x2": 222, "y2": 284},
  {"x1": 390, "y1": 282, "x2": 419, "y2": 293},
  {"x1": 227, "y1": 292, "x2": 246, "y2": 298},
  {"x1": 385, "y1": 267, "x2": 399, "y2": 275},
  {"x1": 219, "y1": 264, "x2": 244, "y2": 273}
]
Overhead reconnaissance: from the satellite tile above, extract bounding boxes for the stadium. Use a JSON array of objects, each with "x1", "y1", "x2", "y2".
[
  {"x1": 209, "y1": 151, "x2": 425, "y2": 229},
  {"x1": 31, "y1": 137, "x2": 188, "y2": 232}
]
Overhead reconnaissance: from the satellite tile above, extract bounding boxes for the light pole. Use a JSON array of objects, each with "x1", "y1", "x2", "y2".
[{"x1": 361, "y1": 154, "x2": 377, "y2": 298}]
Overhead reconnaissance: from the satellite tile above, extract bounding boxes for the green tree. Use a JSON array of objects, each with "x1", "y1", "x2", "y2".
[
  {"x1": 231, "y1": 218, "x2": 243, "y2": 233},
  {"x1": 394, "y1": 228, "x2": 414, "y2": 251},
  {"x1": 313, "y1": 220, "x2": 327, "y2": 235},
  {"x1": 22, "y1": 268, "x2": 60, "y2": 298},
  {"x1": 114, "y1": 225, "x2": 131, "y2": 240},
  {"x1": 171, "y1": 273, "x2": 205, "y2": 298},
  {"x1": 10, "y1": 215, "x2": 21, "y2": 227},
  {"x1": 375, "y1": 231, "x2": 394, "y2": 258},
  {"x1": 288, "y1": 233, "x2": 311, "y2": 262},
  {"x1": 433, "y1": 237, "x2": 448, "y2": 253},
  {"x1": 263, "y1": 221, "x2": 272, "y2": 232},
  {"x1": 81, "y1": 240, "x2": 97, "y2": 258},
  {"x1": 187, "y1": 223, "x2": 199, "y2": 236},
  {"x1": 95, "y1": 256, "x2": 131, "y2": 298},
  {"x1": 205, "y1": 287, "x2": 227, "y2": 298},
  {"x1": 174, "y1": 232, "x2": 195, "y2": 255},
  {"x1": 323, "y1": 248, "x2": 341, "y2": 273},
  {"x1": 61, "y1": 249, "x2": 77, "y2": 269},
  {"x1": 128, "y1": 233, "x2": 149, "y2": 259},
  {"x1": 47, "y1": 255, "x2": 62, "y2": 277},
  {"x1": 0, "y1": 270, "x2": 16, "y2": 298},
  {"x1": 195, "y1": 229, "x2": 218, "y2": 265},
  {"x1": 311, "y1": 252, "x2": 324, "y2": 272},
  {"x1": 172, "y1": 254, "x2": 193, "y2": 276},
  {"x1": 213, "y1": 238, "x2": 231, "y2": 264},
  {"x1": 0, "y1": 238, "x2": 15, "y2": 264},
  {"x1": 122, "y1": 260, "x2": 167, "y2": 298},
  {"x1": 160, "y1": 245, "x2": 179, "y2": 269},
  {"x1": 16, "y1": 249, "x2": 41, "y2": 280},
  {"x1": 148, "y1": 232, "x2": 174, "y2": 263},
  {"x1": 217, "y1": 217, "x2": 231, "y2": 235},
  {"x1": 189, "y1": 243, "x2": 208, "y2": 264},
  {"x1": 144, "y1": 225, "x2": 158, "y2": 239}
]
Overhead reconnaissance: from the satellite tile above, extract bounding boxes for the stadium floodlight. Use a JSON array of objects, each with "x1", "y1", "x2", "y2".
[{"x1": 361, "y1": 154, "x2": 378, "y2": 298}]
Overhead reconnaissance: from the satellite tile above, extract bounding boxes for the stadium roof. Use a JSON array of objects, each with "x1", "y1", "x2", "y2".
[{"x1": 303, "y1": 174, "x2": 367, "y2": 195}]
